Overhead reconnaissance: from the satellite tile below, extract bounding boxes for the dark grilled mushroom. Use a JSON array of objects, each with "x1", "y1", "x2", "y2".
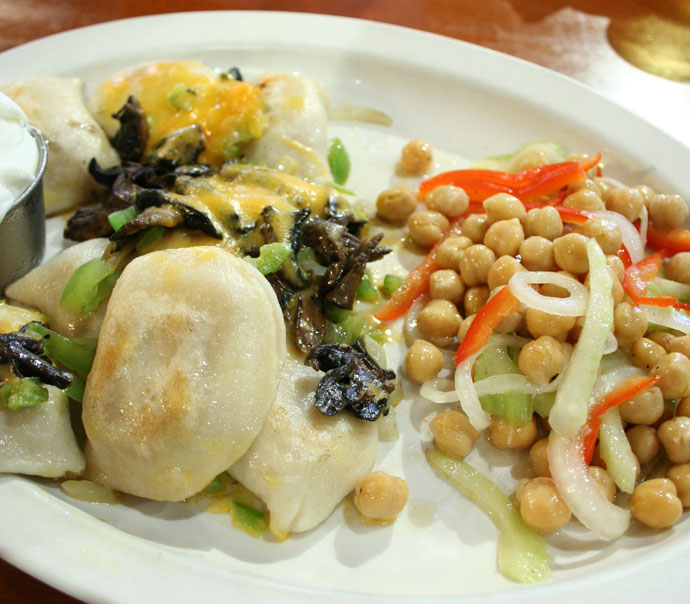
[
  {"x1": 110, "y1": 95, "x2": 149, "y2": 162},
  {"x1": 0, "y1": 333, "x2": 72, "y2": 390},
  {"x1": 306, "y1": 339, "x2": 395, "y2": 421},
  {"x1": 143, "y1": 124, "x2": 206, "y2": 170}
]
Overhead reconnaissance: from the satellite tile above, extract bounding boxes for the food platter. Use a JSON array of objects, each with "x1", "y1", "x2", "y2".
[{"x1": 1, "y1": 10, "x2": 690, "y2": 603}]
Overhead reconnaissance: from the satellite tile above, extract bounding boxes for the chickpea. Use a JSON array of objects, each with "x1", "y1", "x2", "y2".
[
  {"x1": 568, "y1": 177, "x2": 603, "y2": 197},
  {"x1": 376, "y1": 184, "x2": 417, "y2": 223},
  {"x1": 678, "y1": 396, "x2": 690, "y2": 417},
  {"x1": 519, "y1": 236, "x2": 557, "y2": 272},
  {"x1": 634, "y1": 184, "x2": 657, "y2": 206},
  {"x1": 525, "y1": 308, "x2": 577, "y2": 341},
  {"x1": 425, "y1": 185, "x2": 469, "y2": 218},
  {"x1": 658, "y1": 416, "x2": 690, "y2": 463},
  {"x1": 648, "y1": 330, "x2": 676, "y2": 351},
  {"x1": 606, "y1": 187, "x2": 645, "y2": 222},
  {"x1": 354, "y1": 471, "x2": 409, "y2": 520},
  {"x1": 429, "y1": 269, "x2": 465, "y2": 305},
  {"x1": 606, "y1": 254, "x2": 626, "y2": 283},
  {"x1": 463, "y1": 286, "x2": 490, "y2": 316},
  {"x1": 562, "y1": 188, "x2": 605, "y2": 212},
  {"x1": 581, "y1": 218, "x2": 622, "y2": 255},
  {"x1": 667, "y1": 463, "x2": 690, "y2": 507},
  {"x1": 648, "y1": 193, "x2": 689, "y2": 230},
  {"x1": 487, "y1": 256, "x2": 525, "y2": 291},
  {"x1": 523, "y1": 206, "x2": 563, "y2": 240},
  {"x1": 613, "y1": 302, "x2": 648, "y2": 346},
  {"x1": 483, "y1": 193, "x2": 526, "y2": 224},
  {"x1": 489, "y1": 415, "x2": 537, "y2": 449},
  {"x1": 631, "y1": 478, "x2": 682, "y2": 529},
  {"x1": 518, "y1": 336, "x2": 564, "y2": 385},
  {"x1": 630, "y1": 338, "x2": 667, "y2": 372},
  {"x1": 594, "y1": 177, "x2": 616, "y2": 201},
  {"x1": 461, "y1": 213, "x2": 490, "y2": 244},
  {"x1": 458, "y1": 244, "x2": 496, "y2": 286},
  {"x1": 435, "y1": 235, "x2": 472, "y2": 270},
  {"x1": 665, "y1": 252, "x2": 690, "y2": 285},
  {"x1": 399, "y1": 139, "x2": 432, "y2": 175},
  {"x1": 457, "y1": 313, "x2": 476, "y2": 343},
  {"x1": 430, "y1": 409, "x2": 481, "y2": 458},
  {"x1": 404, "y1": 339, "x2": 444, "y2": 384},
  {"x1": 516, "y1": 477, "x2": 571, "y2": 534},
  {"x1": 619, "y1": 385, "x2": 664, "y2": 425},
  {"x1": 540, "y1": 270, "x2": 576, "y2": 299},
  {"x1": 652, "y1": 353, "x2": 690, "y2": 399},
  {"x1": 408, "y1": 210, "x2": 449, "y2": 248},
  {"x1": 483, "y1": 218, "x2": 524, "y2": 257},
  {"x1": 552, "y1": 233, "x2": 590, "y2": 274},
  {"x1": 668, "y1": 335, "x2": 690, "y2": 359},
  {"x1": 627, "y1": 425, "x2": 660, "y2": 464},
  {"x1": 417, "y1": 299, "x2": 462, "y2": 341},
  {"x1": 529, "y1": 437, "x2": 551, "y2": 477},
  {"x1": 494, "y1": 308, "x2": 523, "y2": 334},
  {"x1": 589, "y1": 466, "x2": 617, "y2": 503}
]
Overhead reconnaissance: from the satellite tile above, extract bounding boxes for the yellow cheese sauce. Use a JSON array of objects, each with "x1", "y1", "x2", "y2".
[{"x1": 88, "y1": 61, "x2": 267, "y2": 165}]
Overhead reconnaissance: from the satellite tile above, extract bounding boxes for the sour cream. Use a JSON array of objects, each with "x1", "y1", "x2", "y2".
[{"x1": 0, "y1": 91, "x2": 40, "y2": 222}]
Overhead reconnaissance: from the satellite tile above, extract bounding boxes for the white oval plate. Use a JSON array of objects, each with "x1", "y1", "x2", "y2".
[{"x1": 1, "y1": 11, "x2": 690, "y2": 604}]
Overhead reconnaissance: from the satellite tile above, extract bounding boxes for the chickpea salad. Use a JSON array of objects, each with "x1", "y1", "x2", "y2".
[{"x1": 2, "y1": 56, "x2": 690, "y2": 591}]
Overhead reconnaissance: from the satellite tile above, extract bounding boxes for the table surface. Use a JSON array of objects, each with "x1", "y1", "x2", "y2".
[{"x1": 0, "y1": 1, "x2": 688, "y2": 602}]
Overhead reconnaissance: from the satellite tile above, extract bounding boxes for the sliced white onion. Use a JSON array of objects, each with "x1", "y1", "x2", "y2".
[
  {"x1": 642, "y1": 306, "x2": 690, "y2": 335},
  {"x1": 329, "y1": 104, "x2": 393, "y2": 126},
  {"x1": 420, "y1": 378, "x2": 458, "y2": 404},
  {"x1": 508, "y1": 271, "x2": 588, "y2": 317},
  {"x1": 592, "y1": 210, "x2": 644, "y2": 263},
  {"x1": 603, "y1": 331, "x2": 618, "y2": 355},
  {"x1": 547, "y1": 432, "x2": 630, "y2": 540},
  {"x1": 592, "y1": 364, "x2": 646, "y2": 401},
  {"x1": 403, "y1": 294, "x2": 427, "y2": 347},
  {"x1": 378, "y1": 405, "x2": 399, "y2": 441},
  {"x1": 639, "y1": 205, "x2": 648, "y2": 249},
  {"x1": 455, "y1": 354, "x2": 490, "y2": 431}
]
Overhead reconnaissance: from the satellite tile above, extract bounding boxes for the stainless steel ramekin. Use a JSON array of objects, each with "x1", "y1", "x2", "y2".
[{"x1": 0, "y1": 126, "x2": 48, "y2": 292}]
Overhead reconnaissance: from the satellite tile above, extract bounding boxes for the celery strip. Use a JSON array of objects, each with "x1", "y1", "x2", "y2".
[
  {"x1": 549, "y1": 240, "x2": 612, "y2": 437},
  {"x1": 427, "y1": 449, "x2": 550, "y2": 583},
  {"x1": 474, "y1": 346, "x2": 533, "y2": 424},
  {"x1": 648, "y1": 277, "x2": 690, "y2": 302},
  {"x1": 598, "y1": 407, "x2": 637, "y2": 494}
]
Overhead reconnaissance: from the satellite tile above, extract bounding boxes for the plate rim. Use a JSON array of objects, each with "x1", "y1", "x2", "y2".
[{"x1": 1, "y1": 10, "x2": 690, "y2": 603}]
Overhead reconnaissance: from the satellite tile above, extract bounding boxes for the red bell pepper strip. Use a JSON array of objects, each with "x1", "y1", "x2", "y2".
[
  {"x1": 623, "y1": 250, "x2": 676, "y2": 308},
  {"x1": 419, "y1": 154, "x2": 600, "y2": 203},
  {"x1": 582, "y1": 375, "x2": 661, "y2": 464},
  {"x1": 374, "y1": 219, "x2": 464, "y2": 322},
  {"x1": 647, "y1": 226, "x2": 690, "y2": 254},
  {"x1": 616, "y1": 244, "x2": 633, "y2": 269},
  {"x1": 454, "y1": 286, "x2": 521, "y2": 365}
]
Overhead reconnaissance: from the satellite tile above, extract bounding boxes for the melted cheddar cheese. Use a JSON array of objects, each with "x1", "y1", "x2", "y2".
[{"x1": 87, "y1": 61, "x2": 267, "y2": 165}]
